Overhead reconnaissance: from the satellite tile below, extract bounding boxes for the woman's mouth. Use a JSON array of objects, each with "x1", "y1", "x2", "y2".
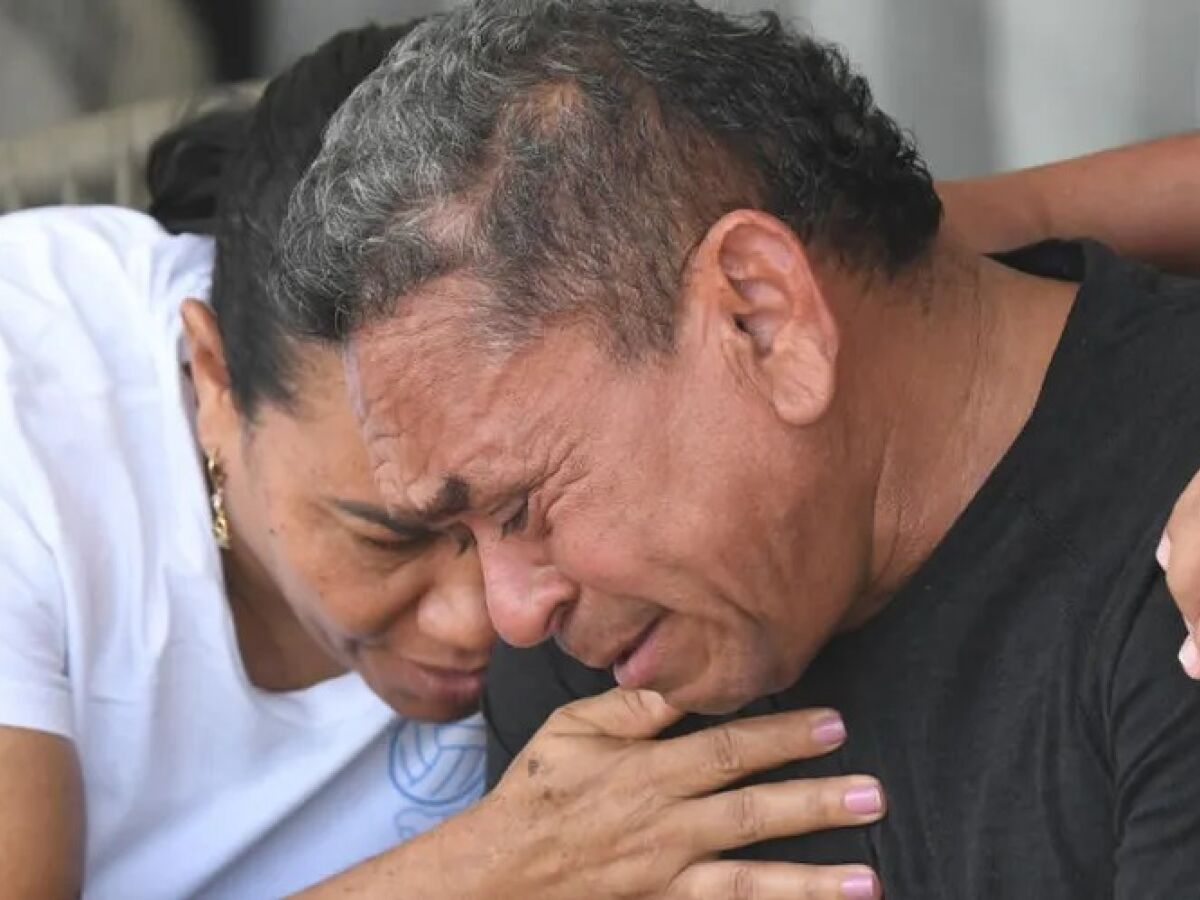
[{"x1": 401, "y1": 659, "x2": 488, "y2": 704}]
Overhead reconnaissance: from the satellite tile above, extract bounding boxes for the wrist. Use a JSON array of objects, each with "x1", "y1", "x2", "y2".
[
  {"x1": 937, "y1": 172, "x2": 1052, "y2": 254},
  {"x1": 1019, "y1": 166, "x2": 1058, "y2": 246},
  {"x1": 428, "y1": 794, "x2": 525, "y2": 899}
]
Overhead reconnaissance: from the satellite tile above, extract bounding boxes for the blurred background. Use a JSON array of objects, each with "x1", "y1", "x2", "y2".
[{"x1": 1, "y1": 0, "x2": 1197, "y2": 180}]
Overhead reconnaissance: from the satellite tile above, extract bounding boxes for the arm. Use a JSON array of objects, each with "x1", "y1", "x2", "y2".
[
  {"x1": 0, "y1": 498, "x2": 84, "y2": 898},
  {"x1": 0, "y1": 728, "x2": 83, "y2": 900},
  {"x1": 940, "y1": 132, "x2": 1200, "y2": 274}
]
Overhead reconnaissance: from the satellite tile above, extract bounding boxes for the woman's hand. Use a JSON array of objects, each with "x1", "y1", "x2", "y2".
[
  {"x1": 448, "y1": 687, "x2": 884, "y2": 899},
  {"x1": 299, "y1": 688, "x2": 883, "y2": 899},
  {"x1": 1159, "y1": 471, "x2": 1200, "y2": 679}
]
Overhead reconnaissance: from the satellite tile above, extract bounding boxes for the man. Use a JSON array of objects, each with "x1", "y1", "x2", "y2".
[{"x1": 275, "y1": 1, "x2": 1200, "y2": 895}]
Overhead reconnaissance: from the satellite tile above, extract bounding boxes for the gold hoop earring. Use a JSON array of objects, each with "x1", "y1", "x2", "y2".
[{"x1": 206, "y1": 451, "x2": 231, "y2": 551}]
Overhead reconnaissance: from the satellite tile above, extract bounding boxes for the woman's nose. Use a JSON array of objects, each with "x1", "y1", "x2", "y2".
[{"x1": 416, "y1": 545, "x2": 496, "y2": 655}]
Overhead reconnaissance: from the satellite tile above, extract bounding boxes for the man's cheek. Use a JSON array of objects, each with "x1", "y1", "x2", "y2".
[{"x1": 553, "y1": 526, "x2": 645, "y2": 592}]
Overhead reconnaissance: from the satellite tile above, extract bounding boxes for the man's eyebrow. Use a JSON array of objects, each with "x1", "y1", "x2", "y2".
[
  {"x1": 331, "y1": 499, "x2": 438, "y2": 539},
  {"x1": 403, "y1": 474, "x2": 473, "y2": 525}
]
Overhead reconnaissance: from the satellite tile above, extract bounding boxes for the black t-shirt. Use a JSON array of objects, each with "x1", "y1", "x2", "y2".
[{"x1": 484, "y1": 241, "x2": 1200, "y2": 899}]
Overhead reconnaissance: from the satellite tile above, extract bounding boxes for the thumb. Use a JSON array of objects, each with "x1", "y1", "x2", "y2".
[{"x1": 557, "y1": 687, "x2": 685, "y2": 740}]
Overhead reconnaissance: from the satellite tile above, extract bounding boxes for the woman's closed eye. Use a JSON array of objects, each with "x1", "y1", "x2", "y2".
[
  {"x1": 330, "y1": 499, "x2": 440, "y2": 557},
  {"x1": 355, "y1": 530, "x2": 437, "y2": 556}
]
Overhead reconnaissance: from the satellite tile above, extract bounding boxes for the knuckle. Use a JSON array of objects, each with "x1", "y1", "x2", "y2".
[
  {"x1": 785, "y1": 779, "x2": 843, "y2": 828},
  {"x1": 727, "y1": 789, "x2": 765, "y2": 842},
  {"x1": 556, "y1": 693, "x2": 594, "y2": 721},
  {"x1": 664, "y1": 869, "x2": 699, "y2": 900},
  {"x1": 546, "y1": 702, "x2": 574, "y2": 729},
  {"x1": 799, "y1": 876, "x2": 831, "y2": 900},
  {"x1": 727, "y1": 863, "x2": 758, "y2": 900},
  {"x1": 548, "y1": 699, "x2": 595, "y2": 735},
  {"x1": 620, "y1": 689, "x2": 650, "y2": 720},
  {"x1": 820, "y1": 782, "x2": 849, "y2": 821},
  {"x1": 705, "y1": 727, "x2": 744, "y2": 774}
]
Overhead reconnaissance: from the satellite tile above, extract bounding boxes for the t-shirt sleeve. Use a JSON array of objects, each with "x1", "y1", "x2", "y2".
[
  {"x1": 1102, "y1": 578, "x2": 1200, "y2": 897},
  {"x1": 0, "y1": 494, "x2": 72, "y2": 739},
  {"x1": 483, "y1": 640, "x2": 616, "y2": 789}
]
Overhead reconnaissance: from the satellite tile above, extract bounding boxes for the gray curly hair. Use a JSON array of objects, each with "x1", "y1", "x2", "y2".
[{"x1": 272, "y1": 0, "x2": 941, "y2": 361}]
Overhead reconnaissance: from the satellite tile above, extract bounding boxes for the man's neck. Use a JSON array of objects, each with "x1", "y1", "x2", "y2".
[{"x1": 844, "y1": 237, "x2": 1077, "y2": 625}]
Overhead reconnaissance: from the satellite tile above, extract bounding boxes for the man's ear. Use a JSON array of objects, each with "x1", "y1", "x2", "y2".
[
  {"x1": 689, "y1": 210, "x2": 839, "y2": 426},
  {"x1": 180, "y1": 298, "x2": 239, "y2": 450}
]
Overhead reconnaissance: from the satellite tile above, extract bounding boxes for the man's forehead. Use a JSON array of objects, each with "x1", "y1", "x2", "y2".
[
  {"x1": 342, "y1": 289, "x2": 615, "y2": 518},
  {"x1": 345, "y1": 325, "x2": 527, "y2": 516},
  {"x1": 350, "y1": 309, "x2": 466, "y2": 406},
  {"x1": 380, "y1": 460, "x2": 523, "y2": 527}
]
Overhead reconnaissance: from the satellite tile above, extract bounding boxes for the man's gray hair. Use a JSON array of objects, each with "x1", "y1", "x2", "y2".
[{"x1": 272, "y1": 0, "x2": 941, "y2": 359}]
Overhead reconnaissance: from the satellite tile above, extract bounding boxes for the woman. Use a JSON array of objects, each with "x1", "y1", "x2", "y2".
[{"x1": 0, "y1": 22, "x2": 885, "y2": 900}]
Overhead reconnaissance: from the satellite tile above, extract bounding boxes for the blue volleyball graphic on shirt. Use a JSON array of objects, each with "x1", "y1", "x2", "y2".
[{"x1": 388, "y1": 717, "x2": 486, "y2": 810}]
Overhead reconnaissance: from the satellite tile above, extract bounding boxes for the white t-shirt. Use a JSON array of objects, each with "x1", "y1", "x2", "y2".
[{"x1": 0, "y1": 207, "x2": 485, "y2": 899}]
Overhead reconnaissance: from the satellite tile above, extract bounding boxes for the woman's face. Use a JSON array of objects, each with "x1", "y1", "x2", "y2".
[{"x1": 185, "y1": 302, "x2": 494, "y2": 723}]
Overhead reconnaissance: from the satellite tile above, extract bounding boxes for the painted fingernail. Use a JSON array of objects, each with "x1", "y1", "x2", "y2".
[
  {"x1": 811, "y1": 713, "x2": 847, "y2": 746},
  {"x1": 840, "y1": 871, "x2": 879, "y2": 899},
  {"x1": 1179, "y1": 635, "x2": 1200, "y2": 679},
  {"x1": 844, "y1": 784, "x2": 884, "y2": 815},
  {"x1": 1157, "y1": 533, "x2": 1171, "y2": 570}
]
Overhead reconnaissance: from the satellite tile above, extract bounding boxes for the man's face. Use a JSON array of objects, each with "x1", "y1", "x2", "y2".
[{"x1": 350, "y1": 272, "x2": 873, "y2": 714}]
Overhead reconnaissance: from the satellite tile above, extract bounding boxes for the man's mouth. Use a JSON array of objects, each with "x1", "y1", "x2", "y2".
[
  {"x1": 557, "y1": 613, "x2": 665, "y2": 685},
  {"x1": 611, "y1": 617, "x2": 664, "y2": 690}
]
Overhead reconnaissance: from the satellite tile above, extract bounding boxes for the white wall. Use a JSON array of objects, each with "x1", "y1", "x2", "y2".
[
  {"x1": 774, "y1": 0, "x2": 1200, "y2": 177},
  {"x1": 258, "y1": 0, "x2": 1200, "y2": 178},
  {"x1": 258, "y1": 0, "x2": 448, "y2": 74}
]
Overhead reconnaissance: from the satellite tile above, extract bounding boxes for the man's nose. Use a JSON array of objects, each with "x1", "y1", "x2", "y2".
[{"x1": 476, "y1": 534, "x2": 577, "y2": 647}]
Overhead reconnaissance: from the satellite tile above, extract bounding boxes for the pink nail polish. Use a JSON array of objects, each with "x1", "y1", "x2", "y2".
[
  {"x1": 841, "y1": 872, "x2": 879, "y2": 899},
  {"x1": 812, "y1": 713, "x2": 847, "y2": 746},
  {"x1": 1157, "y1": 534, "x2": 1172, "y2": 570},
  {"x1": 844, "y1": 785, "x2": 883, "y2": 815},
  {"x1": 1180, "y1": 636, "x2": 1200, "y2": 679}
]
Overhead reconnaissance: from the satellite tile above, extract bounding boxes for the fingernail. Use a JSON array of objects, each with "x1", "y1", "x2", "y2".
[
  {"x1": 840, "y1": 871, "x2": 879, "y2": 899},
  {"x1": 844, "y1": 784, "x2": 883, "y2": 816},
  {"x1": 1180, "y1": 636, "x2": 1200, "y2": 679},
  {"x1": 1157, "y1": 533, "x2": 1171, "y2": 570},
  {"x1": 811, "y1": 713, "x2": 847, "y2": 746}
]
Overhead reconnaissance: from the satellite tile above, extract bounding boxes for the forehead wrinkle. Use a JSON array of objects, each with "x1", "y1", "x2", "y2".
[
  {"x1": 346, "y1": 308, "x2": 507, "y2": 524},
  {"x1": 352, "y1": 303, "x2": 606, "y2": 524}
]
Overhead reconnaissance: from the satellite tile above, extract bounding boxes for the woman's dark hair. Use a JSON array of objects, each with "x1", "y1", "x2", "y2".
[
  {"x1": 147, "y1": 108, "x2": 248, "y2": 236},
  {"x1": 147, "y1": 21, "x2": 420, "y2": 419}
]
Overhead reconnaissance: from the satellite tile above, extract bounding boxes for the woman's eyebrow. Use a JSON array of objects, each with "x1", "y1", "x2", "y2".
[{"x1": 330, "y1": 498, "x2": 438, "y2": 539}]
